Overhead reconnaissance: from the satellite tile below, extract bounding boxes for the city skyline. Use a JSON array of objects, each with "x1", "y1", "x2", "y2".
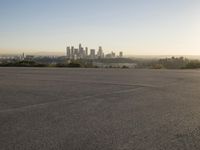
[
  {"x1": 1, "y1": 0, "x2": 200, "y2": 55},
  {"x1": 66, "y1": 43, "x2": 123, "y2": 59}
]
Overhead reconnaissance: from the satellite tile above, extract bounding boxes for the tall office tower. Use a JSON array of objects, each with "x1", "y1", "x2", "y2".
[
  {"x1": 66, "y1": 47, "x2": 71, "y2": 58},
  {"x1": 79, "y1": 46, "x2": 85, "y2": 59},
  {"x1": 99, "y1": 46, "x2": 102, "y2": 51},
  {"x1": 85, "y1": 47, "x2": 88, "y2": 57},
  {"x1": 90, "y1": 49, "x2": 96, "y2": 59},
  {"x1": 74, "y1": 49, "x2": 79, "y2": 59},
  {"x1": 119, "y1": 51, "x2": 123, "y2": 58},
  {"x1": 74, "y1": 49, "x2": 79, "y2": 55},
  {"x1": 97, "y1": 46, "x2": 104, "y2": 58},
  {"x1": 78, "y1": 43, "x2": 83, "y2": 58},
  {"x1": 111, "y1": 51, "x2": 116, "y2": 58},
  {"x1": 79, "y1": 43, "x2": 82, "y2": 52},
  {"x1": 20, "y1": 52, "x2": 25, "y2": 60},
  {"x1": 22, "y1": 53, "x2": 25, "y2": 60},
  {"x1": 71, "y1": 46, "x2": 74, "y2": 59}
]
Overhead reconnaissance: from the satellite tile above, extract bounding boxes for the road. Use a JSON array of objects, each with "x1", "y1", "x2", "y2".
[{"x1": 0, "y1": 67, "x2": 200, "y2": 150}]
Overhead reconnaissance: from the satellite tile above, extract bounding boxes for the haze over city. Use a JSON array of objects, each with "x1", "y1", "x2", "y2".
[{"x1": 1, "y1": 0, "x2": 200, "y2": 55}]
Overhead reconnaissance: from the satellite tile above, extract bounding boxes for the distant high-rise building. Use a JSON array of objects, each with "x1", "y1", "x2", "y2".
[
  {"x1": 79, "y1": 43, "x2": 82, "y2": 52},
  {"x1": 85, "y1": 47, "x2": 88, "y2": 56},
  {"x1": 74, "y1": 49, "x2": 79, "y2": 55},
  {"x1": 111, "y1": 51, "x2": 115, "y2": 58},
  {"x1": 81, "y1": 47, "x2": 85, "y2": 58},
  {"x1": 119, "y1": 51, "x2": 123, "y2": 58},
  {"x1": 78, "y1": 43, "x2": 85, "y2": 58},
  {"x1": 105, "y1": 51, "x2": 116, "y2": 58},
  {"x1": 20, "y1": 52, "x2": 25, "y2": 60},
  {"x1": 22, "y1": 53, "x2": 25, "y2": 59},
  {"x1": 97, "y1": 46, "x2": 104, "y2": 58},
  {"x1": 72, "y1": 48, "x2": 78, "y2": 60},
  {"x1": 99, "y1": 46, "x2": 102, "y2": 51},
  {"x1": 66, "y1": 47, "x2": 71, "y2": 58},
  {"x1": 71, "y1": 46, "x2": 74, "y2": 59},
  {"x1": 105, "y1": 53, "x2": 112, "y2": 58},
  {"x1": 90, "y1": 49, "x2": 96, "y2": 59}
]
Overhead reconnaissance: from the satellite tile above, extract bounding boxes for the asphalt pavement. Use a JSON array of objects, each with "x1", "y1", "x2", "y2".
[{"x1": 1, "y1": 67, "x2": 200, "y2": 150}]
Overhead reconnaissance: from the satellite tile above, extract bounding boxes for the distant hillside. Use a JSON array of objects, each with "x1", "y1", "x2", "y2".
[
  {"x1": 129, "y1": 55, "x2": 200, "y2": 60},
  {"x1": 0, "y1": 50, "x2": 64, "y2": 56}
]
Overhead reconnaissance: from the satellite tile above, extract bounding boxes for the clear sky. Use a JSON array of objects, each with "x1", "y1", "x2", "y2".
[{"x1": 0, "y1": 0, "x2": 200, "y2": 55}]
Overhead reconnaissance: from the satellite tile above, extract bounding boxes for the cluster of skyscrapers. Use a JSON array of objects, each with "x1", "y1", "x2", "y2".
[{"x1": 66, "y1": 44, "x2": 123, "y2": 60}]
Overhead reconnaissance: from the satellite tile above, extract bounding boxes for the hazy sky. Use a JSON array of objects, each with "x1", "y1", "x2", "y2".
[{"x1": 0, "y1": 0, "x2": 200, "y2": 55}]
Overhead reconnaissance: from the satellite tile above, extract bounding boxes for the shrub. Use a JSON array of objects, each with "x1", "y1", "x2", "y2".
[
  {"x1": 67, "y1": 62, "x2": 81, "y2": 68},
  {"x1": 183, "y1": 60, "x2": 200, "y2": 69},
  {"x1": 151, "y1": 64, "x2": 164, "y2": 69}
]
